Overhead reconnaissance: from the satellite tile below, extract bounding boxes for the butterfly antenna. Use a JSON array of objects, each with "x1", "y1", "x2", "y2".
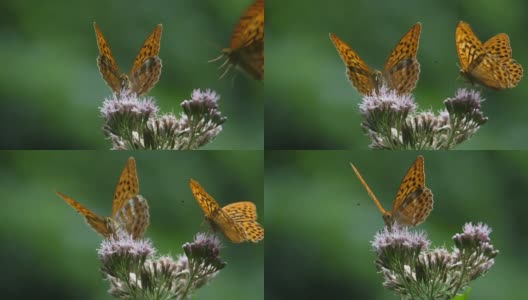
[
  {"x1": 350, "y1": 162, "x2": 387, "y2": 215},
  {"x1": 219, "y1": 62, "x2": 233, "y2": 79},
  {"x1": 218, "y1": 56, "x2": 230, "y2": 70},
  {"x1": 208, "y1": 53, "x2": 225, "y2": 63}
]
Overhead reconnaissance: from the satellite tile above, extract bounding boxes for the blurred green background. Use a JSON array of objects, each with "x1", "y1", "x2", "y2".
[
  {"x1": 0, "y1": 0, "x2": 262, "y2": 149},
  {"x1": 0, "y1": 151, "x2": 264, "y2": 299},
  {"x1": 265, "y1": 0, "x2": 528, "y2": 149},
  {"x1": 265, "y1": 151, "x2": 527, "y2": 299}
]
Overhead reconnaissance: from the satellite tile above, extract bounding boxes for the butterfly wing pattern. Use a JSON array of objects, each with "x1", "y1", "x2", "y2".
[
  {"x1": 216, "y1": 0, "x2": 264, "y2": 80},
  {"x1": 330, "y1": 23, "x2": 421, "y2": 95},
  {"x1": 56, "y1": 157, "x2": 149, "y2": 239},
  {"x1": 189, "y1": 179, "x2": 264, "y2": 243},
  {"x1": 329, "y1": 33, "x2": 375, "y2": 95},
  {"x1": 455, "y1": 21, "x2": 522, "y2": 89},
  {"x1": 55, "y1": 191, "x2": 110, "y2": 237},
  {"x1": 94, "y1": 22, "x2": 162, "y2": 95},
  {"x1": 381, "y1": 23, "x2": 421, "y2": 95},
  {"x1": 351, "y1": 155, "x2": 433, "y2": 227},
  {"x1": 94, "y1": 22, "x2": 122, "y2": 93},
  {"x1": 389, "y1": 156, "x2": 433, "y2": 226}
]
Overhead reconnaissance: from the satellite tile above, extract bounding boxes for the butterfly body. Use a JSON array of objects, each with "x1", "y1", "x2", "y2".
[
  {"x1": 330, "y1": 23, "x2": 421, "y2": 95},
  {"x1": 94, "y1": 22, "x2": 162, "y2": 95},
  {"x1": 56, "y1": 157, "x2": 149, "y2": 239},
  {"x1": 351, "y1": 155, "x2": 433, "y2": 227},
  {"x1": 189, "y1": 179, "x2": 264, "y2": 243},
  {"x1": 214, "y1": 0, "x2": 264, "y2": 80},
  {"x1": 455, "y1": 21, "x2": 522, "y2": 90}
]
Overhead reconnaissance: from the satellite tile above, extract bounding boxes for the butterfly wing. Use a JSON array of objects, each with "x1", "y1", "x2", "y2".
[
  {"x1": 112, "y1": 195, "x2": 150, "y2": 239},
  {"x1": 228, "y1": 40, "x2": 264, "y2": 80},
  {"x1": 482, "y1": 33, "x2": 523, "y2": 87},
  {"x1": 129, "y1": 56, "x2": 163, "y2": 95},
  {"x1": 189, "y1": 179, "x2": 221, "y2": 217},
  {"x1": 455, "y1": 21, "x2": 506, "y2": 89},
  {"x1": 222, "y1": 201, "x2": 264, "y2": 243},
  {"x1": 210, "y1": 209, "x2": 247, "y2": 243},
  {"x1": 500, "y1": 58, "x2": 523, "y2": 87},
  {"x1": 391, "y1": 187, "x2": 433, "y2": 226},
  {"x1": 228, "y1": 0, "x2": 264, "y2": 51},
  {"x1": 94, "y1": 22, "x2": 122, "y2": 93},
  {"x1": 329, "y1": 33, "x2": 374, "y2": 95},
  {"x1": 111, "y1": 157, "x2": 139, "y2": 217},
  {"x1": 128, "y1": 24, "x2": 163, "y2": 95},
  {"x1": 455, "y1": 21, "x2": 485, "y2": 73},
  {"x1": 382, "y1": 23, "x2": 421, "y2": 94},
  {"x1": 56, "y1": 191, "x2": 109, "y2": 237},
  {"x1": 220, "y1": 0, "x2": 264, "y2": 80},
  {"x1": 391, "y1": 155, "x2": 433, "y2": 226},
  {"x1": 483, "y1": 33, "x2": 511, "y2": 59},
  {"x1": 350, "y1": 162, "x2": 390, "y2": 218},
  {"x1": 189, "y1": 179, "x2": 246, "y2": 242}
]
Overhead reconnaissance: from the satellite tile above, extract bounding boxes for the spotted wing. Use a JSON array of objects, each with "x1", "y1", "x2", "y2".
[
  {"x1": 129, "y1": 56, "x2": 162, "y2": 95},
  {"x1": 483, "y1": 33, "x2": 523, "y2": 87},
  {"x1": 56, "y1": 191, "x2": 109, "y2": 238},
  {"x1": 329, "y1": 32, "x2": 374, "y2": 95},
  {"x1": 189, "y1": 179, "x2": 221, "y2": 217},
  {"x1": 455, "y1": 21, "x2": 485, "y2": 72},
  {"x1": 112, "y1": 195, "x2": 150, "y2": 239},
  {"x1": 382, "y1": 23, "x2": 421, "y2": 94},
  {"x1": 391, "y1": 155, "x2": 433, "y2": 226},
  {"x1": 223, "y1": 201, "x2": 264, "y2": 243},
  {"x1": 128, "y1": 24, "x2": 162, "y2": 95},
  {"x1": 210, "y1": 209, "x2": 247, "y2": 243},
  {"x1": 93, "y1": 22, "x2": 122, "y2": 93},
  {"x1": 111, "y1": 157, "x2": 139, "y2": 217},
  {"x1": 483, "y1": 33, "x2": 511, "y2": 59}
]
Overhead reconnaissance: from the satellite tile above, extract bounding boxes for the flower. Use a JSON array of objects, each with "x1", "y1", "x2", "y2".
[{"x1": 99, "y1": 89, "x2": 226, "y2": 150}]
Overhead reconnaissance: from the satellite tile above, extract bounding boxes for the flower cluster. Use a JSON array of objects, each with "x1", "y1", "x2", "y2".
[
  {"x1": 100, "y1": 89, "x2": 226, "y2": 150},
  {"x1": 98, "y1": 232, "x2": 226, "y2": 299},
  {"x1": 371, "y1": 222, "x2": 498, "y2": 299},
  {"x1": 360, "y1": 88, "x2": 488, "y2": 149}
]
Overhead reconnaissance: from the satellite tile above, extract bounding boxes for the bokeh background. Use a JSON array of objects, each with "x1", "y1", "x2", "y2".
[
  {"x1": 0, "y1": 151, "x2": 264, "y2": 299},
  {"x1": 265, "y1": 151, "x2": 527, "y2": 299},
  {"x1": 0, "y1": 0, "x2": 263, "y2": 149},
  {"x1": 265, "y1": 0, "x2": 528, "y2": 149}
]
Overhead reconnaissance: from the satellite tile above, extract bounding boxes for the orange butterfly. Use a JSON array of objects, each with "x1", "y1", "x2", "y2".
[
  {"x1": 350, "y1": 155, "x2": 433, "y2": 227},
  {"x1": 56, "y1": 157, "x2": 149, "y2": 239},
  {"x1": 211, "y1": 0, "x2": 264, "y2": 80},
  {"x1": 330, "y1": 23, "x2": 421, "y2": 95},
  {"x1": 189, "y1": 178, "x2": 264, "y2": 243},
  {"x1": 94, "y1": 22, "x2": 163, "y2": 95},
  {"x1": 455, "y1": 21, "x2": 522, "y2": 90}
]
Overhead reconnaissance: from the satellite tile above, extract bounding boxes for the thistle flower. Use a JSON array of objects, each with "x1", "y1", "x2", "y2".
[
  {"x1": 179, "y1": 89, "x2": 227, "y2": 150},
  {"x1": 98, "y1": 233, "x2": 155, "y2": 279},
  {"x1": 451, "y1": 223, "x2": 498, "y2": 293},
  {"x1": 100, "y1": 89, "x2": 225, "y2": 150},
  {"x1": 98, "y1": 232, "x2": 226, "y2": 299},
  {"x1": 359, "y1": 88, "x2": 487, "y2": 150},
  {"x1": 371, "y1": 222, "x2": 498, "y2": 299},
  {"x1": 180, "y1": 233, "x2": 226, "y2": 294}
]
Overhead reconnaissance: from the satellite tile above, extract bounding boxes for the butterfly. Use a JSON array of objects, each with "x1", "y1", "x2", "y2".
[
  {"x1": 350, "y1": 155, "x2": 433, "y2": 227},
  {"x1": 329, "y1": 23, "x2": 422, "y2": 95},
  {"x1": 455, "y1": 21, "x2": 523, "y2": 90},
  {"x1": 94, "y1": 22, "x2": 163, "y2": 95},
  {"x1": 211, "y1": 0, "x2": 264, "y2": 80},
  {"x1": 56, "y1": 157, "x2": 149, "y2": 239},
  {"x1": 189, "y1": 178, "x2": 264, "y2": 243}
]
